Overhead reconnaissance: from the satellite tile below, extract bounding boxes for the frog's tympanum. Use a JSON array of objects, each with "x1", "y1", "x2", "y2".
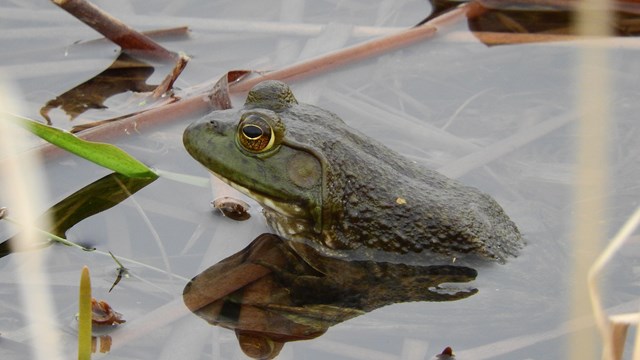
[
  {"x1": 183, "y1": 234, "x2": 477, "y2": 360},
  {"x1": 183, "y1": 80, "x2": 523, "y2": 263}
]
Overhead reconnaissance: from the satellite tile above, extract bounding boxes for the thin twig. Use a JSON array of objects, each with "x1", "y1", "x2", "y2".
[
  {"x1": 3, "y1": 215, "x2": 92, "y2": 251},
  {"x1": 152, "y1": 53, "x2": 190, "y2": 98}
]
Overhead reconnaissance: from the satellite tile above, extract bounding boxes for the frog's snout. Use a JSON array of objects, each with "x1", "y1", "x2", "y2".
[
  {"x1": 206, "y1": 118, "x2": 221, "y2": 133},
  {"x1": 182, "y1": 121, "x2": 198, "y2": 149},
  {"x1": 184, "y1": 118, "x2": 216, "y2": 145}
]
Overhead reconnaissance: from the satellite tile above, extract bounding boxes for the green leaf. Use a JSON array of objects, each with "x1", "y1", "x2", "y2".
[
  {"x1": 0, "y1": 172, "x2": 156, "y2": 259},
  {"x1": 5, "y1": 113, "x2": 158, "y2": 179}
]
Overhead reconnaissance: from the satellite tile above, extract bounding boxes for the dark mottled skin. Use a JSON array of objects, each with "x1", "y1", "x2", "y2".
[{"x1": 183, "y1": 81, "x2": 523, "y2": 263}]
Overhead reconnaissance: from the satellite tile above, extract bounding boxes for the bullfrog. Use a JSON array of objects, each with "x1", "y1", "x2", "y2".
[{"x1": 183, "y1": 80, "x2": 523, "y2": 264}]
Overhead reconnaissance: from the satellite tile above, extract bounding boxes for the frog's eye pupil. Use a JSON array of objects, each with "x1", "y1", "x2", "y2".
[
  {"x1": 242, "y1": 125, "x2": 263, "y2": 139},
  {"x1": 237, "y1": 114, "x2": 278, "y2": 153}
]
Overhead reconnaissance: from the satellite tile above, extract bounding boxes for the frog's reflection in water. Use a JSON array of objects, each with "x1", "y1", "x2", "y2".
[{"x1": 183, "y1": 233, "x2": 477, "y2": 359}]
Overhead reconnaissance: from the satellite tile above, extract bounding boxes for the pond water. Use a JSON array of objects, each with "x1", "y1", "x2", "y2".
[{"x1": 1, "y1": 0, "x2": 640, "y2": 359}]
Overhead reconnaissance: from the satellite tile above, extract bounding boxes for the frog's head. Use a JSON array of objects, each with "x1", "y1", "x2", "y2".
[{"x1": 183, "y1": 81, "x2": 327, "y2": 236}]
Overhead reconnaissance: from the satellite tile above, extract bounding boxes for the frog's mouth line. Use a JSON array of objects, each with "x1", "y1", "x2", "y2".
[{"x1": 210, "y1": 172, "x2": 305, "y2": 219}]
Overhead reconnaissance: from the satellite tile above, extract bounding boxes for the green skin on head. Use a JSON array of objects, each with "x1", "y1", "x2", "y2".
[{"x1": 183, "y1": 80, "x2": 523, "y2": 264}]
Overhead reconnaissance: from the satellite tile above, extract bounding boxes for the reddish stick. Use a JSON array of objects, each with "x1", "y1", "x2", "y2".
[
  {"x1": 52, "y1": 0, "x2": 177, "y2": 61},
  {"x1": 230, "y1": 2, "x2": 485, "y2": 92}
]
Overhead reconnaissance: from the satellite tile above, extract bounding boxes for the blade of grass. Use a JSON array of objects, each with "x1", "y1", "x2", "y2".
[
  {"x1": 2, "y1": 214, "x2": 91, "y2": 251},
  {"x1": 610, "y1": 321, "x2": 629, "y2": 360},
  {"x1": 0, "y1": 214, "x2": 190, "y2": 282},
  {"x1": 1, "y1": 80, "x2": 64, "y2": 360},
  {"x1": 4, "y1": 113, "x2": 157, "y2": 179},
  {"x1": 588, "y1": 206, "x2": 640, "y2": 360},
  {"x1": 571, "y1": 0, "x2": 612, "y2": 359},
  {"x1": 608, "y1": 313, "x2": 640, "y2": 359},
  {"x1": 78, "y1": 266, "x2": 92, "y2": 360}
]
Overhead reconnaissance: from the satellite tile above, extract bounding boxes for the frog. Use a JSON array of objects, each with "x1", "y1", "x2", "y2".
[{"x1": 183, "y1": 80, "x2": 523, "y2": 264}]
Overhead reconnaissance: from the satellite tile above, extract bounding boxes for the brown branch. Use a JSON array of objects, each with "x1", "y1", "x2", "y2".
[
  {"x1": 52, "y1": 0, "x2": 177, "y2": 62},
  {"x1": 470, "y1": 31, "x2": 580, "y2": 45},
  {"x1": 67, "y1": 54, "x2": 190, "y2": 133},
  {"x1": 228, "y1": 1, "x2": 485, "y2": 93},
  {"x1": 79, "y1": 26, "x2": 190, "y2": 46},
  {"x1": 151, "y1": 53, "x2": 190, "y2": 97},
  {"x1": 479, "y1": 0, "x2": 640, "y2": 14},
  {"x1": 140, "y1": 26, "x2": 190, "y2": 40}
]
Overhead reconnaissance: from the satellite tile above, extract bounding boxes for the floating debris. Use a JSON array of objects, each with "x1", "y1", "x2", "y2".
[
  {"x1": 212, "y1": 197, "x2": 251, "y2": 221},
  {"x1": 91, "y1": 298, "x2": 126, "y2": 327},
  {"x1": 432, "y1": 346, "x2": 455, "y2": 359},
  {"x1": 91, "y1": 335, "x2": 113, "y2": 354},
  {"x1": 108, "y1": 251, "x2": 129, "y2": 293}
]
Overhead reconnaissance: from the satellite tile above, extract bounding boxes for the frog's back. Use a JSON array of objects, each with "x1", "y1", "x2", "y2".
[{"x1": 283, "y1": 103, "x2": 522, "y2": 263}]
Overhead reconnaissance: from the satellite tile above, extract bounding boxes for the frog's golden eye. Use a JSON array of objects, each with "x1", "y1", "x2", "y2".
[{"x1": 237, "y1": 113, "x2": 277, "y2": 153}]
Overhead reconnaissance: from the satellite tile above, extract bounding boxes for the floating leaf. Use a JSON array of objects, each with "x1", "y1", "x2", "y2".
[
  {"x1": 0, "y1": 172, "x2": 156, "y2": 258},
  {"x1": 91, "y1": 298, "x2": 125, "y2": 327},
  {"x1": 210, "y1": 70, "x2": 253, "y2": 110},
  {"x1": 40, "y1": 53, "x2": 157, "y2": 123},
  {"x1": 5, "y1": 113, "x2": 157, "y2": 179},
  {"x1": 43, "y1": 172, "x2": 157, "y2": 238}
]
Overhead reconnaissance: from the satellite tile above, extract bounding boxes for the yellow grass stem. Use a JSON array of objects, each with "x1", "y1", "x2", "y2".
[
  {"x1": 78, "y1": 266, "x2": 92, "y2": 360},
  {"x1": 571, "y1": 0, "x2": 613, "y2": 359},
  {"x1": 570, "y1": 57, "x2": 610, "y2": 358}
]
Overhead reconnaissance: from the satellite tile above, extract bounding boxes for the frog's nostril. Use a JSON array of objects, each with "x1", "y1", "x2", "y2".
[
  {"x1": 208, "y1": 120, "x2": 221, "y2": 131},
  {"x1": 208, "y1": 121, "x2": 225, "y2": 136}
]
